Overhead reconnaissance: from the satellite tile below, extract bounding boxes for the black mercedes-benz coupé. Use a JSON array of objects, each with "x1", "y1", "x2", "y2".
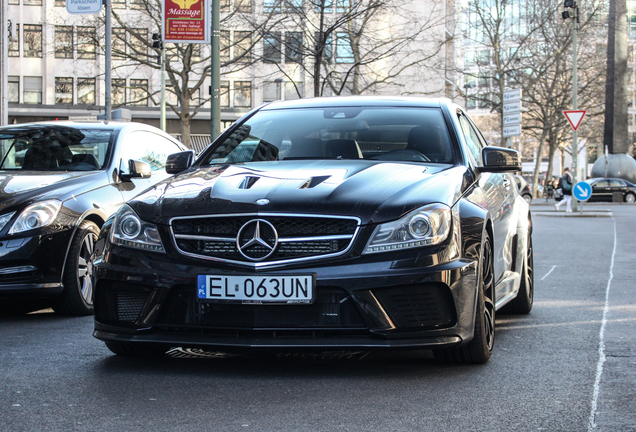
[{"x1": 92, "y1": 97, "x2": 533, "y2": 364}]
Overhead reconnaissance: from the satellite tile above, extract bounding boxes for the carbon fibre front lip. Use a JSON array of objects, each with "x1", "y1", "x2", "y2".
[{"x1": 93, "y1": 328, "x2": 463, "y2": 350}]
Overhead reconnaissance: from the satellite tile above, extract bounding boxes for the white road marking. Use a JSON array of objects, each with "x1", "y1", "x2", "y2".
[
  {"x1": 588, "y1": 217, "x2": 617, "y2": 431},
  {"x1": 541, "y1": 265, "x2": 557, "y2": 281}
]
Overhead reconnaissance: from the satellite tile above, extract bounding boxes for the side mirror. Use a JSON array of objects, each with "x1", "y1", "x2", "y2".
[
  {"x1": 479, "y1": 146, "x2": 521, "y2": 173},
  {"x1": 165, "y1": 150, "x2": 195, "y2": 174},
  {"x1": 120, "y1": 159, "x2": 152, "y2": 181}
]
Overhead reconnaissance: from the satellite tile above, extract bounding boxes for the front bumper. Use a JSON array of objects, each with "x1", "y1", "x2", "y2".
[
  {"x1": 0, "y1": 231, "x2": 72, "y2": 298},
  {"x1": 93, "y1": 242, "x2": 479, "y2": 351}
]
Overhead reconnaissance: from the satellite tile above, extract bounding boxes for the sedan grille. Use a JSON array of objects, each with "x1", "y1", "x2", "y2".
[{"x1": 171, "y1": 214, "x2": 359, "y2": 267}]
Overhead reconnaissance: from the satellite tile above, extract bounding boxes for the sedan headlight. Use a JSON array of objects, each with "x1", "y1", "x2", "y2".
[
  {"x1": 8, "y1": 200, "x2": 62, "y2": 235},
  {"x1": 110, "y1": 204, "x2": 165, "y2": 253},
  {"x1": 0, "y1": 212, "x2": 15, "y2": 232},
  {"x1": 363, "y1": 204, "x2": 451, "y2": 254}
]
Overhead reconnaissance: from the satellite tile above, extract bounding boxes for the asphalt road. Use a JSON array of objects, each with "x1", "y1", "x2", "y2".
[{"x1": 1, "y1": 204, "x2": 635, "y2": 432}]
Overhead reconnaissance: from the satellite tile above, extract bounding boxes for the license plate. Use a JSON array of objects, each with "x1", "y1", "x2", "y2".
[{"x1": 197, "y1": 274, "x2": 315, "y2": 304}]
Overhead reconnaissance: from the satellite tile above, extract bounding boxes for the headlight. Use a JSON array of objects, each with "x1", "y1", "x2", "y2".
[
  {"x1": 8, "y1": 200, "x2": 62, "y2": 235},
  {"x1": 0, "y1": 212, "x2": 15, "y2": 232},
  {"x1": 110, "y1": 204, "x2": 165, "y2": 253},
  {"x1": 363, "y1": 204, "x2": 451, "y2": 254}
]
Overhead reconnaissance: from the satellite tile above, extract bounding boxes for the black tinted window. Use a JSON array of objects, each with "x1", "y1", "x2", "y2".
[{"x1": 201, "y1": 107, "x2": 455, "y2": 165}]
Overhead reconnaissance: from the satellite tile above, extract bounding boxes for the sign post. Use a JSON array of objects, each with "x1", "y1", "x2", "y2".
[
  {"x1": 502, "y1": 88, "x2": 522, "y2": 148},
  {"x1": 572, "y1": 180, "x2": 592, "y2": 213}
]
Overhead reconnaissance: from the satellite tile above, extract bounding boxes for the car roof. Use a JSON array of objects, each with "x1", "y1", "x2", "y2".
[{"x1": 260, "y1": 96, "x2": 449, "y2": 111}]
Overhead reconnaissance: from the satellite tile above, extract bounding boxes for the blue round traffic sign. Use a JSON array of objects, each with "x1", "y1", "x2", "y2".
[{"x1": 573, "y1": 181, "x2": 592, "y2": 201}]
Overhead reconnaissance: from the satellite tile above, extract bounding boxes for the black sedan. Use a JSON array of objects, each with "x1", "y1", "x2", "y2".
[
  {"x1": 586, "y1": 178, "x2": 636, "y2": 203},
  {"x1": 0, "y1": 121, "x2": 188, "y2": 315},
  {"x1": 92, "y1": 97, "x2": 533, "y2": 364}
]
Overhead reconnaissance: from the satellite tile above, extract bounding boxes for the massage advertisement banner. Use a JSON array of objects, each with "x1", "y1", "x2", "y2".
[{"x1": 162, "y1": 0, "x2": 210, "y2": 44}]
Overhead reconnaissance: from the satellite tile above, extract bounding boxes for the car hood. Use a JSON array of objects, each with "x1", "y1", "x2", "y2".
[
  {"x1": 0, "y1": 170, "x2": 107, "y2": 213},
  {"x1": 132, "y1": 161, "x2": 468, "y2": 225}
]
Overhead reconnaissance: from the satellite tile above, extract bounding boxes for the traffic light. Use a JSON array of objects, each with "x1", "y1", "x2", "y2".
[
  {"x1": 564, "y1": 0, "x2": 575, "y2": 7},
  {"x1": 152, "y1": 33, "x2": 162, "y2": 49},
  {"x1": 562, "y1": 10, "x2": 573, "y2": 19}
]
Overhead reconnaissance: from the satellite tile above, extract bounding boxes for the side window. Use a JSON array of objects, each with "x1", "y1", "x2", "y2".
[
  {"x1": 120, "y1": 131, "x2": 183, "y2": 174},
  {"x1": 458, "y1": 115, "x2": 483, "y2": 165},
  {"x1": 609, "y1": 179, "x2": 624, "y2": 187}
]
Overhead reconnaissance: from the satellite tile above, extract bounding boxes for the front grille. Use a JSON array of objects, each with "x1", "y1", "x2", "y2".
[
  {"x1": 0, "y1": 260, "x2": 42, "y2": 281},
  {"x1": 116, "y1": 291, "x2": 149, "y2": 321},
  {"x1": 372, "y1": 283, "x2": 456, "y2": 330},
  {"x1": 171, "y1": 214, "x2": 359, "y2": 266},
  {"x1": 156, "y1": 286, "x2": 367, "y2": 329}
]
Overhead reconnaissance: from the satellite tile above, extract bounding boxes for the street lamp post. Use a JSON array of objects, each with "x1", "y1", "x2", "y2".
[
  {"x1": 563, "y1": 0, "x2": 579, "y2": 211},
  {"x1": 210, "y1": 0, "x2": 220, "y2": 141}
]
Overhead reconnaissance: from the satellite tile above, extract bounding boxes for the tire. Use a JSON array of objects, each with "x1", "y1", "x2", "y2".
[
  {"x1": 53, "y1": 220, "x2": 99, "y2": 316},
  {"x1": 625, "y1": 192, "x2": 636, "y2": 203},
  {"x1": 522, "y1": 193, "x2": 532, "y2": 204},
  {"x1": 105, "y1": 342, "x2": 166, "y2": 357},
  {"x1": 434, "y1": 233, "x2": 495, "y2": 364},
  {"x1": 501, "y1": 230, "x2": 534, "y2": 314}
]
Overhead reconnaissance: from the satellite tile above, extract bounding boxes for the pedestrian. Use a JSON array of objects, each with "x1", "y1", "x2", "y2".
[{"x1": 555, "y1": 168, "x2": 573, "y2": 212}]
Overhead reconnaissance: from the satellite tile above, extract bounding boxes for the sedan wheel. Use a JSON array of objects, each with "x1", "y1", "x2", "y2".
[
  {"x1": 625, "y1": 193, "x2": 636, "y2": 203},
  {"x1": 53, "y1": 220, "x2": 99, "y2": 316},
  {"x1": 434, "y1": 233, "x2": 495, "y2": 364}
]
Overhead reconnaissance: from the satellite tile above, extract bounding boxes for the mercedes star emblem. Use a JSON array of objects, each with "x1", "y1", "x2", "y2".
[
  {"x1": 255, "y1": 199, "x2": 270, "y2": 206},
  {"x1": 236, "y1": 219, "x2": 278, "y2": 261}
]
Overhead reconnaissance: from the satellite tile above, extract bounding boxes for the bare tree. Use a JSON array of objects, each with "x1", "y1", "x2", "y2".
[{"x1": 257, "y1": 0, "x2": 447, "y2": 98}]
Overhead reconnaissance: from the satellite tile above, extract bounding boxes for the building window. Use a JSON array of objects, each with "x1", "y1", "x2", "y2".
[
  {"x1": 335, "y1": 32, "x2": 353, "y2": 63},
  {"x1": 8, "y1": 23, "x2": 19, "y2": 57},
  {"x1": 234, "y1": 81, "x2": 252, "y2": 108},
  {"x1": 112, "y1": 79, "x2": 126, "y2": 106},
  {"x1": 477, "y1": 49, "x2": 490, "y2": 65},
  {"x1": 8, "y1": 77, "x2": 20, "y2": 103},
  {"x1": 220, "y1": 0, "x2": 230, "y2": 11},
  {"x1": 263, "y1": 81, "x2": 281, "y2": 102},
  {"x1": 55, "y1": 26, "x2": 73, "y2": 59},
  {"x1": 112, "y1": 0, "x2": 126, "y2": 8},
  {"x1": 131, "y1": 29, "x2": 148, "y2": 61},
  {"x1": 190, "y1": 43, "x2": 201, "y2": 61},
  {"x1": 285, "y1": 0, "x2": 302, "y2": 10},
  {"x1": 315, "y1": 0, "x2": 332, "y2": 13},
  {"x1": 234, "y1": 31, "x2": 252, "y2": 62},
  {"x1": 263, "y1": 32, "x2": 281, "y2": 63},
  {"x1": 55, "y1": 77, "x2": 73, "y2": 104},
  {"x1": 9, "y1": 0, "x2": 20, "y2": 4},
  {"x1": 24, "y1": 0, "x2": 42, "y2": 5},
  {"x1": 112, "y1": 28, "x2": 126, "y2": 59},
  {"x1": 336, "y1": 0, "x2": 351, "y2": 12},
  {"x1": 130, "y1": 79, "x2": 149, "y2": 106},
  {"x1": 23, "y1": 77, "x2": 42, "y2": 104},
  {"x1": 77, "y1": 27, "x2": 96, "y2": 59},
  {"x1": 23, "y1": 25, "x2": 42, "y2": 58},
  {"x1": 264, "y1": 0, "x2": 282, "y2": 13},
  {"x1": 54, "y1": 0, "x2": 65, "y2": 6},
  {"x1": 285, "y1": 31, "x2": 303, "y2": 63},
  {"x1": 236, "y1": 0, "x2": 251, "y2": 12},
  {"x1": 77, "y1": 78, "x2": 96, "y2": 105},
  {"x1": 131, "y1": 0, "x2": 145, "y2": 9},
  {"x1": 285, "y1": 81, "x2": 303, "y2": 100},
  {"x1": 220, "y1": 31, "x2": 230, "y2": 62},
  {"x1": 220, "y1": 81, "x2": 230, "y2": 107}
]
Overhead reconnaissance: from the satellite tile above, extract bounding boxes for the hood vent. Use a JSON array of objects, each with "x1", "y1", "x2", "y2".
[
  {"x1": 300, "y1": 175, "x2": 331, "y2": 189},
  {"x1": 238, "y1": 176, "x2": 260, "y2": 189}
]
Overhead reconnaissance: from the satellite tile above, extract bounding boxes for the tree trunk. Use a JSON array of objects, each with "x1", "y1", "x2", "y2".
[{"x1": 531, "y1": 128, "x2": 548, "y2": 197}]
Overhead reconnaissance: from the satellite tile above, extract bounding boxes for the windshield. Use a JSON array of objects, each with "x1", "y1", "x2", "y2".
[
  {"x1": 0, "y1": 126, "x2": 113, "y2": 171},
  {"x1": 201, "y1": 107, "x2": 455, "y2": 165}
]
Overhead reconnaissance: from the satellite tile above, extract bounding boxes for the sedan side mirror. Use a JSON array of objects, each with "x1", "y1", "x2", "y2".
[
  {"x1": 479, "y1": 146, "x2": 521, "y2": 173},
  {"x1": 120, "y1": 159, "x2": 152, "y2": 181},
  {"x1": 165, "y1": 150, "x2": 195, "y2": 174}
]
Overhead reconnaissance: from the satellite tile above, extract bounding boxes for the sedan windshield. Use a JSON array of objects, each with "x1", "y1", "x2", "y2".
[
  {"x1": 0, "y1": 126, "x2": 113, "y2": 171},
  {"x1": 201, "y1": 107, "x2": 455, "y2": 165}
]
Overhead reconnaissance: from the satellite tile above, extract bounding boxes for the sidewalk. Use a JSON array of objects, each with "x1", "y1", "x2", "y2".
[{"x1": 530, "y1": 200, "x2": 615, "y2": 217}]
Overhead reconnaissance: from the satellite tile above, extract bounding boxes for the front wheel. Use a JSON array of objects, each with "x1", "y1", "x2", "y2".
[
  {"x1": 434, "y1": 233, "x2": 495, "y2": 364},
  {"x1": 625, "y1": 192, "x2": 636, "y2": 203},
  {"x1": 53, "y1": 220, "x2": 99, "y2": 316}
]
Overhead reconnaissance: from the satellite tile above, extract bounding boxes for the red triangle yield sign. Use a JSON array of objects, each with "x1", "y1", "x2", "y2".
[{"x1": 563, "y1": 110, "x2": 587, "y2": 131}]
